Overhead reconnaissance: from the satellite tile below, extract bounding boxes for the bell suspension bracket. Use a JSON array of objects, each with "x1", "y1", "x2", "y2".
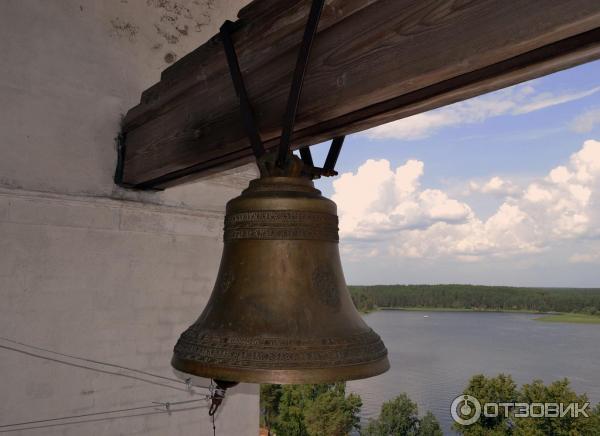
[{"x1": 220, "y1": 0, "x2": 344, "y2": 179}]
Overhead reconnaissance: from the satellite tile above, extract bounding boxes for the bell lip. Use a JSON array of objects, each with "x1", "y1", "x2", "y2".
[{"x1": 171, "y1": 354, "x2": 390, "y2": 385}]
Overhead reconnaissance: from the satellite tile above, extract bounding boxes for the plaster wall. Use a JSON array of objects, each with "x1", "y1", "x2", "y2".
[{"x1": 0, "y1": 1, "x2": 259, "y2": 435}]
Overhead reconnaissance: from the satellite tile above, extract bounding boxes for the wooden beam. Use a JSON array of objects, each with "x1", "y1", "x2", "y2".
[{"x1": 119, "y1": 0, "x2": 600, "y2": 189}]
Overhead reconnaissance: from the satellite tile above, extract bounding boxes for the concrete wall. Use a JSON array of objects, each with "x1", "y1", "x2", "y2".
[{"x1": 0, "y1": 1, "x2": 259, "y2": 435}]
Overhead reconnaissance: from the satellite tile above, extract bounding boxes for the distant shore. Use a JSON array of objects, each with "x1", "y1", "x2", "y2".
[
  {"x1": 368, "y1": 307, "x2": 600, "y2": 324},
  {"x1": 534, "y1": 313, "x2": 600, "y2": 324},
  {"x1": 349, "y1": 284, "x2": 600, "y2": 324},
  {"x1": 379, "y1": 306, "x2": 545, "y2": 314}
]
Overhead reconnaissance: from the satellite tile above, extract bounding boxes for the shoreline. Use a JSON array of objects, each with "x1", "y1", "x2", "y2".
[
  {"x1": 534, "y1": 313, "x2": 600, "y2": 324},
  {"x1": 377, "y1": 306, "x2": 546, "y2": 314},
  {"x1": 363, "y1": 307, "x2": 600, "y2": 324}
]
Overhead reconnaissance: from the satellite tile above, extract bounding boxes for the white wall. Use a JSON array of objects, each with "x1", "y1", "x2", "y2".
[{"x1": 0, "y1": 1, "x2": 259, "y2": 435}]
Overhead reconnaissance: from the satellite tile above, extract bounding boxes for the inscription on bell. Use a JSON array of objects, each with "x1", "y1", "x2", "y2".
[{"x1": 224, "y1": 210, "x2": 339, "y2": 242}]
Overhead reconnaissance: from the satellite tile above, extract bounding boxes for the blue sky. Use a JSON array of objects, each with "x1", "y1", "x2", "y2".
[{"x1": 305, "y1": 60, "x2": 600, "y2": 287}]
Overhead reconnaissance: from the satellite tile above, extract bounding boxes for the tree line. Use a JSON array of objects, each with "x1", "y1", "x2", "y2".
[
  {"x1": 260, "y1": 382, "x2": 442, "y2": 436},
  {"x1": 455, "y1": 374, "x2": 600, "y2": 435},
  {"x1": 260, "y1": 376, "x2": 600, "y2": 435},
  {"x1": 349, "y1": 284, "x2": 600, "y2": 314}
]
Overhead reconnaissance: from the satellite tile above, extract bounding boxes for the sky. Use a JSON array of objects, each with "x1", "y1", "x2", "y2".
[{"x1": 305, "y1": 60, "x2": 600, "y2": 287}]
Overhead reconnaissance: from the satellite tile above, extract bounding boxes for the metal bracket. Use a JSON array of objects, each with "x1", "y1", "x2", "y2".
[
  {"x1": 114, "y1": 131, "x2": 163, "y2": 191},
  {"x1": 276, "y1": 0, "x2": 325, "y2": 169},
  {"x1": 220, "y1": 20, "x2": 265, "y2": 160},
  {"x1": 221, "y1": 0, "x2": 344, "y2": 179},
  {"x1": 113, "y1": 132, "x2": 128, "y2": 187},
  {"x1": 298, "y1": 135, "x2": 345, "y2": 179}
]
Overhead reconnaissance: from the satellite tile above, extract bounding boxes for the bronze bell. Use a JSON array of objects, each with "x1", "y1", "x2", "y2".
[{"x1": 172, "y1": 172, "x2": 389, "y2": 384}]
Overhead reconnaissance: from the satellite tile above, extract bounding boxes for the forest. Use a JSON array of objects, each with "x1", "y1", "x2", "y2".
[{"x1": 349, "y1": 284, "x2": 600, "y2": 314}]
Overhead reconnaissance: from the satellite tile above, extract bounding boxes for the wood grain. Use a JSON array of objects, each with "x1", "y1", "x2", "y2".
[{"x1": 119, "y1": 0, "x2": 600, "y2": 188}]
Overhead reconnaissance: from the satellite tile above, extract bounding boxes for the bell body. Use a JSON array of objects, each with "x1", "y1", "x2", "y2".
[{"x1": 172, "y1": 176, "x2": 389, "y2": 384}]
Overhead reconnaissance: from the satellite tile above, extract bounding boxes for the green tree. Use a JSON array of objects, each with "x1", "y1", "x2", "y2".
[
  {"x1": 418, "y1": 411, "x2": 443, "y2": 436},
  {"x1": 348, "y1": 284, "x2": 600, "y2": 314},
  {"x1": 363, "y1": 393, "x2": 441, "y2": 436},
  {"x1": 305, "y1": 384, "x2": 362, "y2": 436},
  {"x1": 590, "y1": 404, "x2": 600, "y2": 432},
  {"x1": 454, "y1": 375, "x2": 600, "y2": 436},
  {"x1": 454, "y1": 374, "x2": 518, "y2": 435},
  {"x1": 266, "y1": 383, "x2": 362, "y2": 436},
  {"x1": 350, "y1": 288, "x2": 376, "y2": 313},
  {"x1": 260, "y1": 384, "x2": 282, "y2": 435},
  {"x1": 513, "y1": 378, "x2": 597, "y2": 435},
  {"x1": 273, "y1": 384, "x2": 313, "y2": 436}
]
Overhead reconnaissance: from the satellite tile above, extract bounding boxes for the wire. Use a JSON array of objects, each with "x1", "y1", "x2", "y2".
[
  {"x1": 0, "y1": 336, "x2": 186, "y2": 385},
  {"x1": 0, "y1": 344, "x2": 190, "y2": 393},
  {"x1": 0, "y1": 404, "x2": 156, "y2": 429},
  {"x1": 0, "y1": 336, "x2": 224, "y2": 435},
  {"x1": 0, "y1": 405, "x2": 205, "y2": 433},
  {"x1": 0, "y1": 338, "x2": 220, "y2": 433},
  {"x1": 0, "y1": 399, "x2": 208, "y2": 429},
  {"x1": 0, "y1": 336, "x2": 212, "y2": 391}
]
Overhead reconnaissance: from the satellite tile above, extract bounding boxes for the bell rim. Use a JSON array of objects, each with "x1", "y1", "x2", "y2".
[{"x1": 171, "y1": 354, "x2": 389, "y2": 385}]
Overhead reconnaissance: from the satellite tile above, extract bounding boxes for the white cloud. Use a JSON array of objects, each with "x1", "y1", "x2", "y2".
[
  {"x1": 569, "y1": 251, "x2": 600, "y2": 264},
  {"x1": 332, "y1": 159, "x2": 472, "y2": 240},
  {"x1": 469, "y1": 176, "x2": 520, "y2": 196},
  {"x1": 513, "y1": 87, "x2": 600, "y2": 114},
  {"x1": 364, "y1": 84, "x2": 600, "y2": 140},
  {"x1": 523, "y1": 184, "x2": 553, "y2": 203},
  {"x1": 571, "y1": 108, "x2": 600, "y2": 133},
  {"x1": 364, "y1": 112, "x2": 458, "y2": 140},
  {"x1": 364, "y1": 85, "x2": 530, "y2": 140},
  {"x1": 333, "y1": 139, "x2": 600, "y2": 261}
]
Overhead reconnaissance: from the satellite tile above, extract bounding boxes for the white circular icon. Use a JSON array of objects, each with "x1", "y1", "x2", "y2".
[{"x1": 451, "y1": 395, "x2": 481, "y2": 426}]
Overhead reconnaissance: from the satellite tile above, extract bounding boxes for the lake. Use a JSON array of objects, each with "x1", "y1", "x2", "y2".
[{"x1": 347, "y1": 310, "x2": 600, "y2": 435}]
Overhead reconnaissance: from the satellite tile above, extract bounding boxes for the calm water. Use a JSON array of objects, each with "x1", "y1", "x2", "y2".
[{"x1": 348, "y1": 310, "x2": 600, "y2": 435}]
